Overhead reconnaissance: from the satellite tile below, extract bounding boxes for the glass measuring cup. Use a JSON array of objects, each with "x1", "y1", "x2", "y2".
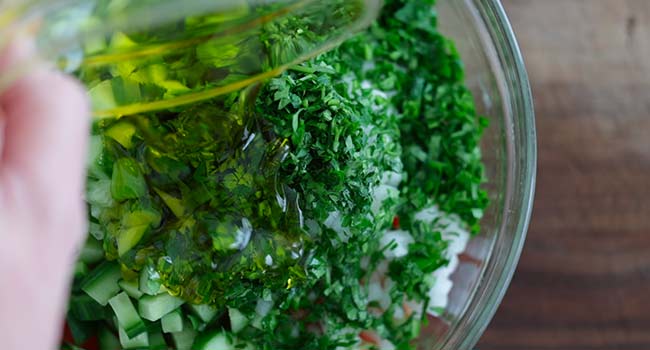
[{"x1": 0, "y1": 0, "x2": 381, "y2": 118}]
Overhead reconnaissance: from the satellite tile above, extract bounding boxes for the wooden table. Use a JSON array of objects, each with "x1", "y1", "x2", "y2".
[{"x1": 477, "y1": 1, "x2": 650, "y2": 349}]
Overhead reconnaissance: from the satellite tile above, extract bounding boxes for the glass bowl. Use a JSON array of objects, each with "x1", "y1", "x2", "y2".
[
  {"x1": 1, "y1": 0, "x2": 535, "y2": 349},
  {"x1": 420, "y1": 0, "x2": 536, "y2": 349}
]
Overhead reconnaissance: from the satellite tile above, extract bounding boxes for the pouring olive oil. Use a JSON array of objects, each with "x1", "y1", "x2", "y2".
[{"x1": 79, "y1": 0, "x2": 374, "y2": 303}]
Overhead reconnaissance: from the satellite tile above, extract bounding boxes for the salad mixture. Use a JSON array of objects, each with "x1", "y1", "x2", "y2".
[{"x1": 64, "y1": 0, "x2": 488, "y2": 349}]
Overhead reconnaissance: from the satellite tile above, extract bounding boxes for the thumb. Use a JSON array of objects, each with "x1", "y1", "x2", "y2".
[
  {"x1": 0, "y1": 39, "x2": 90, "y2": 189},
  {"x1": 0, "y1": 38, "x2": 90, "y2": 242}
]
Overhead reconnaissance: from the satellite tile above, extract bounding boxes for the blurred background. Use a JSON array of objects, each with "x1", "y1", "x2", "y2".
[{"x1": 478, "y1": 1, "x2": 650, "y2": 349}]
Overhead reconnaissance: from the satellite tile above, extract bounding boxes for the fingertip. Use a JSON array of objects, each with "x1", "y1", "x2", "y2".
[
  {"x1": 1, "y1": 65, "x2": 91, "y2": 197},
  {"x1": 43, "y1": 70, "x2": 91, "y2": 133}
]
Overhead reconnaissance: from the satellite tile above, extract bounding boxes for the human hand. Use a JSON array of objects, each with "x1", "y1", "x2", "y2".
[{"x1": 0, "y1": 39, "x2": 90, "y2": 350}]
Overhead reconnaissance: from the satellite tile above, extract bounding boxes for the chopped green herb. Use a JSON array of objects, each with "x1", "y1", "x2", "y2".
[{"x1": 64, "y1": 0, "x2": 488, "y2": 349}]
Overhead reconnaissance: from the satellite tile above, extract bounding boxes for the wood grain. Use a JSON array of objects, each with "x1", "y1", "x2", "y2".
[{"x1": 478, "y1": 1, "x2": 650, "y2": 349}]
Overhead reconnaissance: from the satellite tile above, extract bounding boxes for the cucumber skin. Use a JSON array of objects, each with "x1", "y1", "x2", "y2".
[
  {"x1": 138, "y1": 293, "x2": 185, "y2": 321},
  {"x1": 81, "y1": 261, "x2": 122, "y2": 306},
  {"x1": 108, "y1": 292, "x2": 146, "y2": 339}
]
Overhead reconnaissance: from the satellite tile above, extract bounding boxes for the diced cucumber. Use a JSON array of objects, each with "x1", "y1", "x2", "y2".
[
  {"x1": 251, "y1": 299, "x2": 273, "y2": 330},
  {"x1": 154, "y1": 188, "x2": 186, "y2": 218},
  {"x1": 105, "y1": 120, "x2": 137, "y2": 149},
  {"x1": 109, "y1": 292, "x2": 146, "y2": 338},
  {"x1": 161, "y1": 308, "x2": 184, "y2": 333},
  {"x1": 89, "y1": 222, "x2": 105, "y2": 241},
  {"x1": 188, "y1": 303, "x2": 220, "y2": 323},
  {"x1": 172, "y1": 320, "x2": 197, "y2": 350},
  {"x1": 228, "y1": 307, "x2": 248, "y2": 333},
  {"x1": 117, "y1": 226, "x2": 148, "y2": 257},
  {"x1": 81, "y1": 261, "x2": 122, "y2": 306},
  {"x1": 87, "y1": 179, "x2": 113, "y2": 210},
  {"x1": 139, "y1": 264, "x2": 162, "y2": 295},
  {"x1": 89, "y1": 80, "x2": 117, "y2": 113},
  {"x1": 148, "y1": 330, "x2": 167, "y2": 350},
  {"x1": 118, "y1": 325, "x2": 149, "y2": 349},
  {"x1": 193, "y1": 331, "x2": 235, "y2": 350},
  {"x1": 187, "y1": 314, "x2": 206, "y2": 332},
  {"x1": 69, "y1": 294, "x2": 108, "y2": 321},
  {"x1": 138, "y1": 293, "x2": 185, "y2": 321},
  {"x1": 122, "y1": 208, "x2": 162, "y2": 228},
  {"x1": 87, "y1": 135, "x2": 103, "y2": 177},
  {"x1": 79, "y1": 237, "x2": 105, "y2": 264},
  {"x1": 99, "y1": 327, "x2": 121, "y2": 350},
  {"x1": 111, "y1": 157, "x2": 147, "y2": 201},
  {"x1": 117, "y1": 209, "x2": 161, "y2": 256},
  {"x1": 74, "y1": 261, "x2": 88, "y2": 279},
  {"x1": 118, "y1": 279, "x2": 143, "y2": 299}
]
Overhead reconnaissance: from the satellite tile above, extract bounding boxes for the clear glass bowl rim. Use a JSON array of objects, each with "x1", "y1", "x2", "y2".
[{"x1": 437, "y1": 0, "x2": 536, "y2": 349}]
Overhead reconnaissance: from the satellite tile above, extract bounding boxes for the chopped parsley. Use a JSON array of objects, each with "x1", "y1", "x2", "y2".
[{"x1": 66, "y1": 0, "x2": 488, "y2": 349}]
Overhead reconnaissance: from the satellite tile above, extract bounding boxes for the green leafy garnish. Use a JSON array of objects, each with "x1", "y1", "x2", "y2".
[{"x1": 68, "y1": 0, "x2": 488, "y2": 349}]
